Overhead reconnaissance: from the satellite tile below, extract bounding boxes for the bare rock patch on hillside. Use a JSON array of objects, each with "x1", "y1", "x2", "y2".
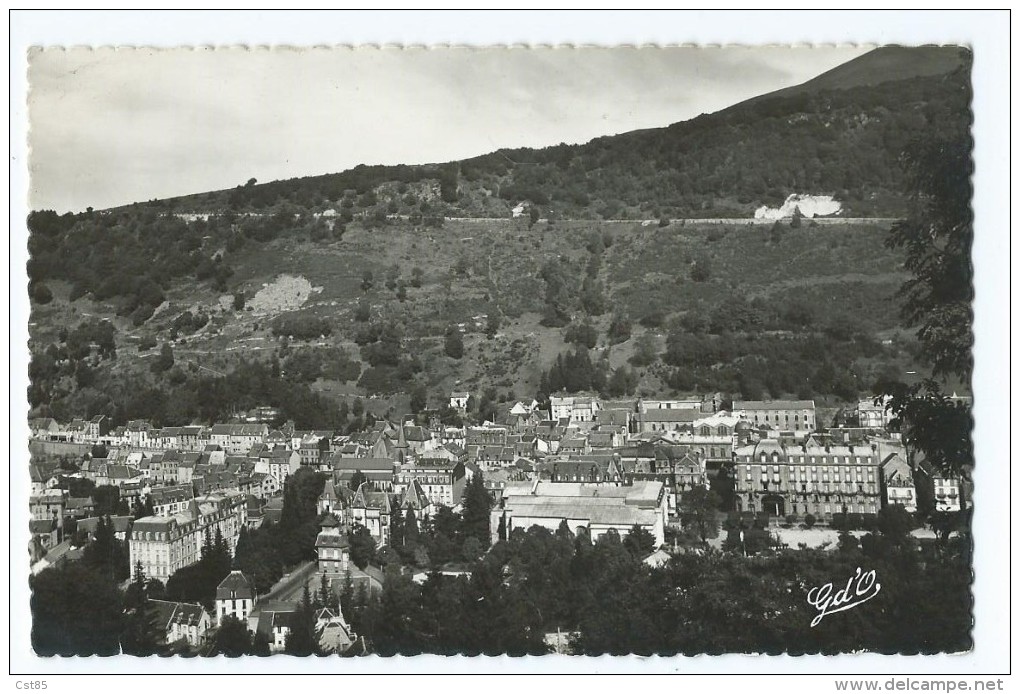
[{"x1": 247, "y1": 275, "x2": 322, "y2": 315}]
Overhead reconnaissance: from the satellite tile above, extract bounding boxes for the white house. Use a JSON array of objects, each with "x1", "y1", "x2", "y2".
[{"x1": 215, "y1": 571, "x2": 257, "y2": 625}]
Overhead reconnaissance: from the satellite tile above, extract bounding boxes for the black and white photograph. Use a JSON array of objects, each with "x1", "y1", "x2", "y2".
[{"x1": 9, "y1": 9, "x2": 1011, "y2": 684}]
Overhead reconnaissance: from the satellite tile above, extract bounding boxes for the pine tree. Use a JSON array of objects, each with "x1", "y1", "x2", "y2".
[
  {"x1": 317, "y1": 572, "x2": 332, "y2": 611},
  {"x1": 497, "y1": 512, "x2": 507, "y2": 542},
  {"x1": 390, "y1": 504, "x2": 405, "y2": 548},
  {"x1": 201, "y1": 526, "x2": 214, "y2": 561},
  {"x1": 460, "y1": 473, "x2": 492, "y2": 547},
  {"x1": 404, "y1": 508, "x2": 419, "y2": 546},
  {"x1": 125, "y1": 561, "x2": 148, "y2": 609},
  {"x1": 83, "y1": 515, "x2": 124, "y2": 581},
  {"x1": 214, "y1": 614, "x2": 251, "y2": 657},
  {"x1": 232, "y1": 526, "x2": 251, "y2": 570},
  {"x1": 340, "y1": 568, "x2": 355, "y2": 613},
  {"x1": 285, "y1": 583, "x2": 318, "y2": 656},
  {"x1": 120, "y1": 562, "x2": 165, "y2": 656},
  {"x1": 213, "y1": 526, "x2": 231, "y2": 576}
]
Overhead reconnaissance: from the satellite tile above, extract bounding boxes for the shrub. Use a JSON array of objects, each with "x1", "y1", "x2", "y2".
[
  {"x1": 31, "y1": 283, "x2": 53, "y2": 305},
  {"x1": 271, "y1": 314, "x2": 332, "y2": 340},
  {"x1": 564, "y1": 322, "x2": 598, "y2": 349},
  {"x1": 444, "y1": 328, "x2": 464, "y2": 360},
  {"x1": 639, "y1": 312, "x2": 665, "y2": 328},
  {"x1": 804, "y1": 513, "x2": 817, "y2": 529}
]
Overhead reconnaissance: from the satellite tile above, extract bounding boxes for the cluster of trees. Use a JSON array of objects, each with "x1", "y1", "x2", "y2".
[
  {"x1": 538, "y1": 258, "x2": 575, "y2": 327},
  {"x1": 444, "y1": 326, "x2": 465, "y2": 359},
  {"x1": 33, "y1": 511, "x2": 970, "y2": 657},
  {"x1": 282, "y1": 347, "x2": 360, "y2": 384},
  {"x1": 31, "y1": 514, "x2": 133, "y2": 656},
  {"x1": 539, "y1": 346, "x2": 607, "y2": 395},
  {"x1": 233, "y1": 469, "x2": 327, "y2": 593},
  {"x1": 30, "y1": 559, "x2": 125, "y2": 656},
  {"x1": 879, "y1": 128, "x2": 974, "y2": 480},
  {"x1": 345, "y1": 514, "x2": 971, "y2": 656},
  {"x1": 27, "y1": 209, "x2": 238, "y2": 320},
  {"x1": 537, "y1": 242, "x2": 609, "y2": 330},
  {"x1": 29, "y1": 318, "x2": 118, "y2": 411},
  {"x1": 350, "y1": 321, "x2": 425, "y2": 395},
  {"x1": 382, "y1": 474, "x2": 493, "y2": 570},
  {"x1": 32, "y1": 357, "x2": 346, "y2": 432},
  {"x1": 658, "y1": 329, "x2": 878, "y2": 401},
  {"x1": 121, "y1": 563, "x2": 176, "y2": 656},
  {"x1": 564, "y1": 321, "x2": 598, "y2": 349},
  {"x1": 151, "y1": 343, "x2": 175, "y2": 374},
  {"x1": 169, "y1": 310, "x2": 209, "y2": 338},
  {"x1": 537, "y1": 346, "x2": 640, "y2": 399},
  {"x1": 270, "y1": 314, "x2": 333, "y2": 340},
  {"x1": 164, "y1": 527, "x2": 234, "y2": 610},
  {"x1": 335, "y1": 397, "x2": 379, "y2": 436}
]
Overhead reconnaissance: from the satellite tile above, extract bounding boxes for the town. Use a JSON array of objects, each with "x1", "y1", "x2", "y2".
[
  {"x1": 22, "y1": 41, "x2": 978, "y2": 662},
  {"x1": 27, "y1": 389, "x2": 969, "y2": 655}
]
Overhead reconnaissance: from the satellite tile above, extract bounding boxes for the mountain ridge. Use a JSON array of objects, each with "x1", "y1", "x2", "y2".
[{"x1": 104, "y1": 46, "x2": 970, "y2": 221}]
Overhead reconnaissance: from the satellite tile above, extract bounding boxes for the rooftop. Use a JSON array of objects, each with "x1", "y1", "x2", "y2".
[{"x1": 733, "y1": 400, "x2": 815, "y2": 410}]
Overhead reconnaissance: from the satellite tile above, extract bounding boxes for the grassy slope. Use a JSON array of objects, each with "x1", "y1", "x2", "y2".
[{"x1": 37, "y1": 217, "x2": 919, "y2": 414}]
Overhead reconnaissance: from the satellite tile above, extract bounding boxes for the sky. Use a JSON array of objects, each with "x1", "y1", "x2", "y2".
[{"x1": 27, "y1": 45, "x2": 871, "y2": 213}]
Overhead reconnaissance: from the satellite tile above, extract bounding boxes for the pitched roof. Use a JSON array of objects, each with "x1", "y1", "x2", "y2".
[
  {"x1": 65, "y1": 496, "x2": 94, "y2": 511},
  {"x1": 639, "y1": 409, "x2": 702, "y2": 423},
  {"x1": 272, "y1": 612, "x2": 298, "y2": 630},
  {"x1": 330, "y1": 456, "x2": 396, "y2": 472},
  {"x1": 29, "y1": 518, "x2": 58, "y2": 534},
  {"x1": 209, "y1": 423, "x2": 269, "y2": 436},
  {"x1": 316, "y1": 531, "x2": 349, "y2": 549},
  {"x1": 403, "y1": 426, "x2": 430, "y2": 442},
  {"x1": 320, "y1": 479, "x2": 340, "y2": 501},
  {"x1": 29, "y1": 464, "x2": 53, "y2": 483},
  {"x1": 150, "y1": 600, "x2": 209, "y2": 630},
  {"x1": 76, "y1": 515, "x2": 134, "y2": 535},
  {"x1": 352, "y1": 484, "x2": 392, "y2": 512},
  {"x1": 399, "y1": 480, "x2": 431, "y2": 511},
  {"x1": 216, "y1": 571, "x2": 255, "y2": 600},
  {"x1": 106, "y1": 464, "x2": 142, "y2": 480}
]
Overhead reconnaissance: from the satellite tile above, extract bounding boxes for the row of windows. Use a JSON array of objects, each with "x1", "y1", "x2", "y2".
[
  {"x1": 742, "y1": 460, "x2": 877, "y2": 474},
  {"x1": 745, "y1": 469, "x2": 875, "y2": 482}
]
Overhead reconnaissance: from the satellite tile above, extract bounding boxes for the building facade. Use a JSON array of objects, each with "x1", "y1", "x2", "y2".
[
  {"x1": 128, "y1": 492, "x2": 247, "y2": 581},
  {"x1": 493, "y1": 480, "x2": 668, "y2": 547},
  {"x1": 215, "y1": 570, "x2": 257, "y2": 625},
  {"x1": 732, "y1": 400, "x2": 816, "y2": 436},
  {"x1": 395, "y1": 460, "x2": 466, "y2": 508},
  {"x1": 733, "y1": 439, "x2": 881, "y2": 519}
]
